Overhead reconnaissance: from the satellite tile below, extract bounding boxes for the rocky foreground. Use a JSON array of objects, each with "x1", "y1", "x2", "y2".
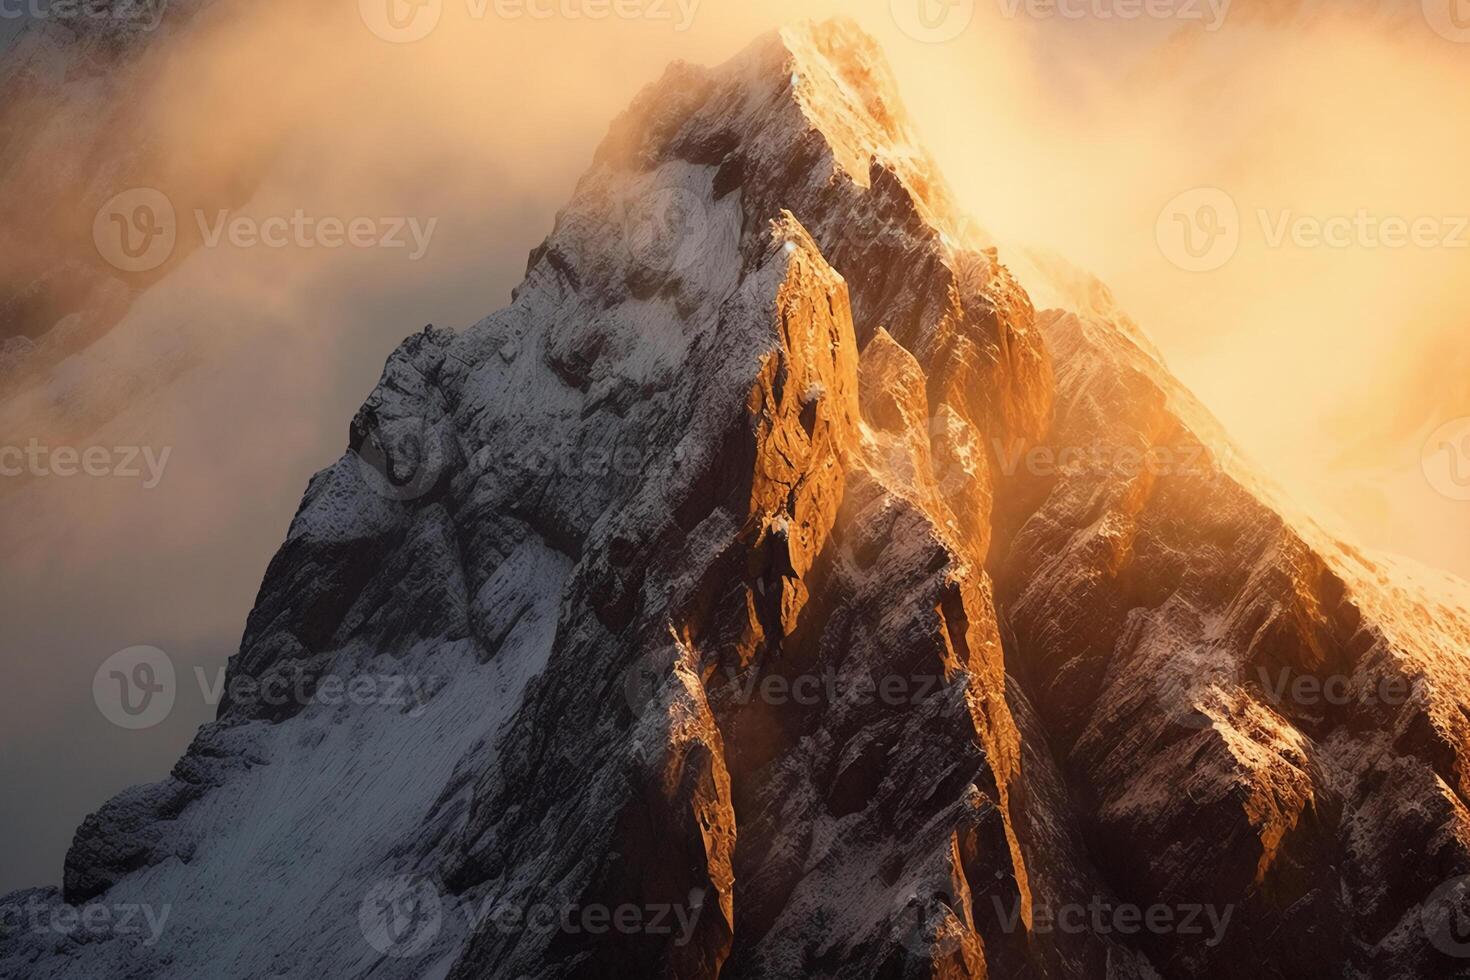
[{"x1": 4, "y1": 19, "x2": 1469, "y2": 980}]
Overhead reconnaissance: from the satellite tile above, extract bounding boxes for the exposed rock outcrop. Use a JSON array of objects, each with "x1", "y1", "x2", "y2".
[{"x1": 3, "y1": 19, "x2": 1467, "y2": 980}]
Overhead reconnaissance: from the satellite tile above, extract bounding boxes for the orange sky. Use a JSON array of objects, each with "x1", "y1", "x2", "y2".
[{"x1": 13, "y1": 0, "x2": 1466, "y2": 575}]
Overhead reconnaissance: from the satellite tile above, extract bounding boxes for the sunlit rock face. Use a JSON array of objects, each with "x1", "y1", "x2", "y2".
[{"x1": 4, "y1": 19, "x2": 1468, "y2": 980}]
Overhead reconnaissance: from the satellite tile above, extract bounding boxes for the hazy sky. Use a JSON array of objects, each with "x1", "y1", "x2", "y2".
[{"x1": 2, "y1": 0, "x2": 1467, "y2": 894}]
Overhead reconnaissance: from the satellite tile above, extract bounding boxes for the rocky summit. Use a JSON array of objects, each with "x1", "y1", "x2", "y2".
[{"x1": 4, "y1": 18, "x2": 1469, "y2": 980}]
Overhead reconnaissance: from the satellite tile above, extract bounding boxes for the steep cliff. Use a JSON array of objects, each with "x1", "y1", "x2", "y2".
[{"x1": 3, "y1": 19, "x2": 1467, "y2": 980}]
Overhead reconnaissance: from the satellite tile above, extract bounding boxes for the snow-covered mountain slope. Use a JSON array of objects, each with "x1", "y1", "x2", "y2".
[{"x1": 3, "y1": 19, "x2": 1467, "y2": 980}]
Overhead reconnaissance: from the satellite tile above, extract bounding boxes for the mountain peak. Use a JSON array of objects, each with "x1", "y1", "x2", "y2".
[
  {"x1": 592, "y1": 19, "x2": 964, "y2": 245},
  {"x1": 778, "y1": 17, "x2": 916, "y2": 166},
  {"x1": 8, "y1": 18, "x2": 1470, "y2": 980}
]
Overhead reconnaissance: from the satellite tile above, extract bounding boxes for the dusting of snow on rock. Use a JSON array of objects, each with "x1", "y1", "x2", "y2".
[{"x1": 5, "y1": 18, "x2": 1469, "y2": 980}]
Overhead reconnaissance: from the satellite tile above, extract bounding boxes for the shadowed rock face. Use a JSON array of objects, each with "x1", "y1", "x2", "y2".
[{"x1": 4, "y1": 18, "x2": 1468, "y2": 980}]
